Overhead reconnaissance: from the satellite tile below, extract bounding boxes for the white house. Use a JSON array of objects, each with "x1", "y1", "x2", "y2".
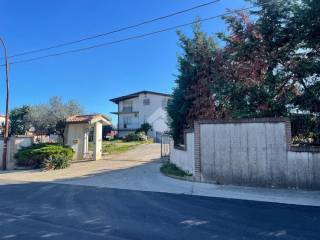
[{"x1": 110, "y1": 90, "x2": 171, "y2": 140}]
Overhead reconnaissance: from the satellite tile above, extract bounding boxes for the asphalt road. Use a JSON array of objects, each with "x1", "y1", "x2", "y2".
[{"x1": 0, "y1": 183, "x2": 319, "y2": 240}]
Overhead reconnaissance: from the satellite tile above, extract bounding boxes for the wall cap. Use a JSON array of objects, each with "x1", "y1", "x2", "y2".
[
  {"x1": 289, "y1": 146, "x2": 320, "y2": 153},
  {"x1": 195, "y1": 117, "x2": 290, "y2": 125},
  {"x1": 174, "y1": 144, "x2": 186, "y2": 151}
]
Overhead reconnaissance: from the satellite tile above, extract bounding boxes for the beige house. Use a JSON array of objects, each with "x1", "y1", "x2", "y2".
[{"x1": 64, "y1": 114, "x2": 111, "y2": 161}]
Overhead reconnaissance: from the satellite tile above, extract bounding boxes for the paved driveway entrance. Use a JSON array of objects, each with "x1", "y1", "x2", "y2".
[{"x1": 0, "y1": 143, "x2": 160, "y2": 183}]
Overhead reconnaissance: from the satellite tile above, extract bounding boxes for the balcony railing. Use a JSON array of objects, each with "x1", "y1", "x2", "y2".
[
  {"x1": 122, "y1": 106, "x2": 133, "y2": 112},
  {"x1": 120, "y1": 123, "x2": 140, "y2": 130}
]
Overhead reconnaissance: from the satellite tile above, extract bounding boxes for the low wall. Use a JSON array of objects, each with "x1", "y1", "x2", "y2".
[
  {"x1": 170, "y1": 118, "x2": 320, "y2": 190},
  {"x1": 0, "y1": 136, "x2": 33, "y2": 170},
  {"x1": 287, "y1": 150, "x2": 320, "y2": 189},
  {"x1": 170, "y1": 132, "x2": 195, "y2": 175}
]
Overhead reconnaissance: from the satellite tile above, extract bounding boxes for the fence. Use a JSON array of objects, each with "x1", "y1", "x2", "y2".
[
  {"x1": 160, "y1": 134, "x2": 171, "y2": 160},
  {"x1": 170, "y1": 118, "x2": 320, "y2": 190},
  {"x1": 33, "y1": 134, "x2": 62, "y2": 144}
]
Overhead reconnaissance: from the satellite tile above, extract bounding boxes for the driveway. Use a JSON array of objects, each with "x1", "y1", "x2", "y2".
[
  {"x1": 0, "y1": 143, "x2": 160, "y2": 183},
  {"x1": 0, "y1": 143, "x2": 320, "y2": 206}
]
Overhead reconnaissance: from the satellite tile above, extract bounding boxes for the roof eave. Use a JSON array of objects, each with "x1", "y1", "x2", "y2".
[{"x1": 109, "y1": 91, "x2": 171, "y2": 104}]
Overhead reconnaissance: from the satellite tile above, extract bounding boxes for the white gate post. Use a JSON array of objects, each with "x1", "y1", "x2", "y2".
[{"x1": 93, "y1": 122, "x2": 102, "y2": 160}]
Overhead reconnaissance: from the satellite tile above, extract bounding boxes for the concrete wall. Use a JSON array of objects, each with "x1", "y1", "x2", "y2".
[
  {"x1": 170, "y1": 118, "x2": 320, "y2": 189},
  {"x1": 287, "y1": 150, "x2": 320, "y2": 189},
  {"x1": 65, "y1": 122, "x2": 103, "y2": 161},
  {"x1": 65, "y1": 123, "x2": 87, "y2": 160},
  {"x1": 199, "y1": 120, "x2": 288, "y2": 187},
  {"x1": 0, "y1": 136, "x2": 33, "y2": 170},
  {"x1": 170, "y1": 132, "x2": 195, "y2": 175}
]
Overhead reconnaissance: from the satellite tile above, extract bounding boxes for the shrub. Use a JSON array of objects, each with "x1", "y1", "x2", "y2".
[
  {"x1": 160, "y1": 162, "x2": 192, "y2": 177},
  {"x1": 135, "y1": 123, "x2": 152, "y2": 135},
  {"x1": 15, "y1": 143, "x2": 73, "y2": 169},
  {"x1": 124, "y1": 132, "x2": 147, "y2": 142},
  {"x1": 42, "y1": 155, "x2": 71, "y2": 170}
]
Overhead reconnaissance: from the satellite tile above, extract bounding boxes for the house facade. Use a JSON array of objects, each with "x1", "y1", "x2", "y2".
[{"x1": 110, "y1": 91, "x2": 170, "y2": 140}]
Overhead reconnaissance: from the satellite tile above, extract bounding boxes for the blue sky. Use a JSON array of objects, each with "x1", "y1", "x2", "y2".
[{"x1": 0, "y1": 0, "x2": 249, "y2": 122}]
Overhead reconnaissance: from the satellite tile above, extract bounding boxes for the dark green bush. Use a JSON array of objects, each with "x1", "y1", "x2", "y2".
[
  {"x1": 290, "y1": 114, "x2": 320, "y2": 146},
  {"x1": 160, "y1": 162, "x2": 192, "y2": 177},
  {"x1": 42, "y1": 155, "x2": 71, "y2": 170},
  {"x1": 15, "y1": 143, "x2": 73, "y2": 169},
  {"x1": 124, "y1": 132, "x2": 147, "y2": 142}
]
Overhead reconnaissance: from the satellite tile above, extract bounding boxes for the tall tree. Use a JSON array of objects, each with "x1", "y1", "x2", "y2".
[
  {"x1": 214, "y1": 0, "x2": 319, "y2": 118},
  {"x1": 9, "y1": 105, "x2": 31, "y2": 135},
  {"x1": 25, "y1": 96, "x2": 83, "y2": 134},
  {"x1": 167, "y1": 23, "x2": 222, "y2": 143},
  {"x1": 168, "y1": 0, "x2": 320, "y2": 144}
]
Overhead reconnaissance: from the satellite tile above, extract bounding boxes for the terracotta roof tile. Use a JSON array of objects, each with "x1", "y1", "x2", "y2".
[{"x1": 66, "y1": 114, "x2": 110, "y2": 124}]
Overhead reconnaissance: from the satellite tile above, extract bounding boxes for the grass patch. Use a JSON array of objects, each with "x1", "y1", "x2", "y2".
[
  {"x1": 160, "y1": 162, "x2": 192, "y2": 177},
  {"x1": 89, "y1": 139, "x2": 149, "y2": 154}
]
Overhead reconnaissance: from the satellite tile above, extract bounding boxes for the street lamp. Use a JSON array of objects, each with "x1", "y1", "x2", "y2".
[{"x1": 0, "y1": 38, "x2": 10, "y2": 170}]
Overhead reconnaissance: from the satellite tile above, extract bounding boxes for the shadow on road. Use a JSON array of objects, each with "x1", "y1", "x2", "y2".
[{"x1": 0, "y1": 182, "x2": 319, "y2": 240}]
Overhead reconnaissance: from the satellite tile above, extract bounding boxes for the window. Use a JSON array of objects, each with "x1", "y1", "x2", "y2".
[
  {"x1": 122, "y1": 100, "x2": 133, "y2": 112},
  {"x1": 123, "y1": 116, "x2": 132, "y2": 128},
  {"x1": 143, "y1": 98, "x2": 150, "y2": 106},
  {"x1": 123, "y1": 106, "x2": 133, "y2": 112}
]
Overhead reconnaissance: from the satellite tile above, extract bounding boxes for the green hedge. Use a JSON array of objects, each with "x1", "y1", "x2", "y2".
[
  {"x1": 15, "y1": 143, "x2": 74, "y2": 169},
  {"x1": 124, "y1": 132, "x2": 147, "y2": 142}
]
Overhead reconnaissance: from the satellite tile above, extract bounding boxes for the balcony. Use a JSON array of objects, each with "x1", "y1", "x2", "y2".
[
  {"x1": 117, "y1": 123, "x2": 140, "y2": 131},
  {"x1": 111, "y1": 111, "x2": 139, "y2": 115},
  {"x1": 111, "y1": 106, "x2": 139, "y2": 115},
  {"x1": 123, "y1": 106, "x2": 133, "y2": 112}
]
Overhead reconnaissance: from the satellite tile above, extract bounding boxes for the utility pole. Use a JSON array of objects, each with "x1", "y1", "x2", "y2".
[{"x1": 0, "y1": 38, "x2": 10, "y2": 170}]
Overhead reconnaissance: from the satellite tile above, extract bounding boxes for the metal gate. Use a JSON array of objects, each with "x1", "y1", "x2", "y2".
[{"x1": 160, "y1": 134, "x2": 171, "y2": 160}]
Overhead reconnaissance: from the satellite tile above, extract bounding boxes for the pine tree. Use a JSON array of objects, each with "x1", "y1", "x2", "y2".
[{"x1": 167, "y1": 24, "x2": 222, "y2": 143}]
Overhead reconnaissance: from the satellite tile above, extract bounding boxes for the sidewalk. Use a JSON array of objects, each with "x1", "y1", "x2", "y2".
[{"x1": 64, "y1": 161, "x2": 320, "y2": 207}]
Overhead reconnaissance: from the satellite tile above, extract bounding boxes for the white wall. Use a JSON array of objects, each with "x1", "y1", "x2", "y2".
[
  {"x1": 170, "y1": 119, "x2": 320, "y2": 190},
  {"x1": 65, "y1": 123, "x2": 87, "y2": 160},
  {"x1": 118, "y1": 98, "x2": 140, "y2": 130},
  {"x1": 118, "y1": 93, "x2": 170, "y2": 138},
  {"x1": 138, "y1": 93, "x2": 169, "y2": 138},
  {"x1": 200, "y1": 122, "x2": 288, "y2": 186},
  {"x1": 170, "y1": 132, "x2": 195, "y2": 175},
  {"x1": 0, "y1": 136, "x2": 33, "y2": 170}
]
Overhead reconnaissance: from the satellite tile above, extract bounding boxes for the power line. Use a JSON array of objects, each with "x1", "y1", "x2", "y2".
[
  {"x1": 1, "y1": 6, "x2": 256, "y2": 67},
  {"x1": 7, "y1": 0, "x2": 220, "y2": 59}
]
